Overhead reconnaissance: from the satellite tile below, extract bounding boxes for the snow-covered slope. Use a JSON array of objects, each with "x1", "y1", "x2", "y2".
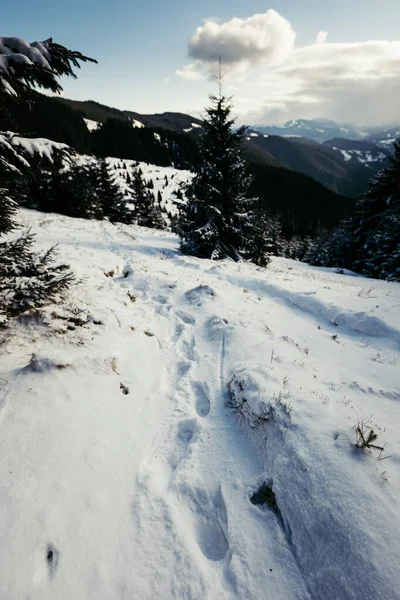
[
  {"x1": 0, "y1": 210, "x2": 399, "y2": 599},
  {"x1": 83, "y1": 118, "x2": 100, "y2": 132},
  {"x1": 106, "y1": 157, "x2": 191, "y2": 216}
]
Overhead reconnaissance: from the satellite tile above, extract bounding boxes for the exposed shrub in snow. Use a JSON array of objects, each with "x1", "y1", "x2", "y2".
[
  {"x1": 355, "y1": 419, "x2": 384, "y2": 453},
  {"x1": 228, "y1": 371, "x2": 291, "y2": 428}
]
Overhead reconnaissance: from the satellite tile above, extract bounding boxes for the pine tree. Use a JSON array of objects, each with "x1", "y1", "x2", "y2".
[
  {"x1": 352, "y1": 140, "x2": 400, "y2": 280},
  {"x1": 64, "y1": 161, "x2": 95, "y2": 218},
  {"x1": 179, "y1": 82, "x2": 258, "y2": 262},
  {"x1": 1, "y1": 37, "x2": 96, "y2": 229},
  {"x1": 0, "y1": 36, "x2": 95, "y2": 317},
  {"x1": 0, "y1": 186, "x2": 16, "y2": 235},
  {"x1": 91, "y1": 159, "x2": 128, "y2": 223},
  {"x1": 249, "y1": 210, "x2": 284, "y2": 266},
  {"x1": 133, "y1": 169, "x2": 165, "y2": 229}
]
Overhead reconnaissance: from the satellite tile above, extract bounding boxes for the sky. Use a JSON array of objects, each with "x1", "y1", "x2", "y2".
[{"x1": 2, "y1": 1, "x2": 400, "y2": 125}]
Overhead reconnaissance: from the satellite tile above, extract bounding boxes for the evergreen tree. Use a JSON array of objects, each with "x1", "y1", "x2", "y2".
[
  {"x1": 252, "y1": 211, "x2": 283, "y2": 263},
  {"x1": 352, "y1": 140, "x2": 400, "y2": 280},
  {"x1": 0, "y1": 185, "x2": 16, "y2": 235},
  {"x1": 0, "y1": 37, "x2": 96, "y2": 229},
  {"x1": 91, "y1": 159, "x2": 127, "y2": 222},
  {"x1": 133, "y1": 169, "x2": 165, "y2": 229},
  {"x1": 0, "y1": 36, "x2": 94, "y2": 316},
  {"x1": 179, "y1": 87, "x2": 259, "y2": 262},
  {"x1": 64, "y1": 161, "x2": 95, "y2": 218}
]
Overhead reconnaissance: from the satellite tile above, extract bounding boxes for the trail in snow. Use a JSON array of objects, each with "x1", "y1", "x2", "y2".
[{"x1": 0, "y1": 209, "x2": 399, "y2": 599}]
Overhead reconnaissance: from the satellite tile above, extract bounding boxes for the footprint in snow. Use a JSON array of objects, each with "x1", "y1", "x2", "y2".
[
  {"x1": 193, "y1": 381, "x2": 211, "y2": 417},
  {"x1": 153, "y1": 295, "x2": 168, "y2": 305},
  {"x1": 204, "y1": 316, "x2": 232, "y2": 342},
  {"x1": 173, "y1": 323, "x2": 184, "y2": 342},
  {"x1": 185, "y1": 285, "x2": 216, "y2": 306},
  {"x1": 180, "y1": 336, "x2": 197, "y2": 362},
  {"x1": 175, "y1": 309, "x2": 196, "y2": 325},
  {"x1": 183, "y1": 487, "x2": 229, "y2": 562},
  {"x1": 177, "y1": 360, "x2": 192, "y2": 378},
  {"x1": 169, "y1": 419, "x2": 198, "y2": 471}
]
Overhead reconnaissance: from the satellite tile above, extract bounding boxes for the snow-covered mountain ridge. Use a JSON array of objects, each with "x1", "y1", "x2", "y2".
[{"x1": 0, "y1": 208, "x2": 399, "y2": 599}]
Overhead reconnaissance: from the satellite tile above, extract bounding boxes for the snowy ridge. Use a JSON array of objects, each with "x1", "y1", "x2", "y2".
[
  {"x1": 334, "y1": 147, "x2": 387, "y2": 164},
  {"x1": 0, "y1": 209, "x2": 399, "y2": 599}
]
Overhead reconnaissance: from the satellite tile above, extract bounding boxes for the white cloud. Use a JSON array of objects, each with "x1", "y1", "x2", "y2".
[
  {"x1": 175, "y1": 63, "x2": 205, "y2": 81},
  {"x1": 316, "y1": 30, "x2": 328, "y2": 45},
  {"x1": 246, "y1": 40, "x2": 400, "y2": 124},
  {"x1": 177, "y1": 9, "x2": 295, "y2": 80},
  {"x1": 178, "y1": 9, "x2": 400, "y2": 125}
]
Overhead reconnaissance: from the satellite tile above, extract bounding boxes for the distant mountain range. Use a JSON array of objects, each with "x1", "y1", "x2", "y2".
[
  {"x1": 4, "y1": 95, "x2": 399, "y2": 198},
  {"x1": 252, "y1": 118, "x2": 400, "y2": 147},
  {"x1": 242, "y1": 129, "x2": 393, "y2": 196}
]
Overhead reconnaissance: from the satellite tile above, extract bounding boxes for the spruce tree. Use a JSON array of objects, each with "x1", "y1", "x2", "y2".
[
  {"x1": 92, "y1": 159, "x2": 128, "y2": 223},
  {"x1": 352, "y1": 140, "x2": 400, "y2": 280},
  {"x1": 247, "y1": 210, "x2": 283, "y2": 266},
  {"x1": 0, "y1": 186, "x2": 16, "y2": 235},
  {"x1": 133, "y1": 169, "x2": 165, "y2": 229},
  {"x1": 179, "y1": 84, "x2": 258, "y2": 262},
  {"x1": 0, "y1": 36, "x2": 96, "y2": 317}
]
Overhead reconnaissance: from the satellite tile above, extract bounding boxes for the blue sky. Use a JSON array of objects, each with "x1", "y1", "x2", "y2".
[{"x1": 2, "y1": 1, "x2": 400, "y2": 124}]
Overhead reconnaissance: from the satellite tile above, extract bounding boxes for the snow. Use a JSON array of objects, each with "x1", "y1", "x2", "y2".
[
  {"x1": 191, "y1": 123, "x2": 202, "y2": 129},
  {"x1": 249, "y1": 133, "x2": 259, "y2": 137},
  {"x1": 83, "y1": 118, "x2": 100, "y2": 132},
  {"x1": 334, "y1": 148, "x2": 387, "y2": 164},
  {"x1": 131, "y1": 120, "x2": 145, "y2": 129},
  {"x1": 183, "y1": 128, "x2": 193, "y2": 133},
  {"x1": 0, "y1": 37, "x2": 52, "y2": 95},
  {"x1": 0, "y1": 204, "x2": 400, "y2": 599},
  {"x1": 0, "y1": 132, "x2": 68, "y2": 165},
  {"x1": 379, "y1": 138, "x2": 396, "y2": 146},
  {"x1": 0, "y1": 37, "x2": 51, "y2": 73},
  {"x1": 104, "y1": 157, "x2": 191, "y2": 216}
]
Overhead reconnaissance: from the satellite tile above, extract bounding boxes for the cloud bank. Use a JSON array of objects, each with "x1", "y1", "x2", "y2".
[
  {"x1": 178, "y1": 9, "x2": 295, "y2": 80},
  {"x1": 177, "y1": 10, "x2": 400, "y2": 125}
]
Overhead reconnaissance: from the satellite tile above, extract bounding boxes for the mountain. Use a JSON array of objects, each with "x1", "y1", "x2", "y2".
[
  {"x1": 242, "y1": 131, "x2": 388, "y2": 196},
  {"x1": 55, "y1": 98, "x2": 204, "y2": 133},
  {"x1": 2, "y1": 92, "x2": 372, "y2": 197},
  {"x1": 322, "y1": 138, "x2": 391, "y2": 164},
  {"x1": 366, "y1": 126, "x2": 400, "y2": 150},
  {"x1": 252, "y1": 119, "x2": 400, "y2": 145},
  {"x1": 251, "y1": 119, "x2": 374, "y2": 143}
]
